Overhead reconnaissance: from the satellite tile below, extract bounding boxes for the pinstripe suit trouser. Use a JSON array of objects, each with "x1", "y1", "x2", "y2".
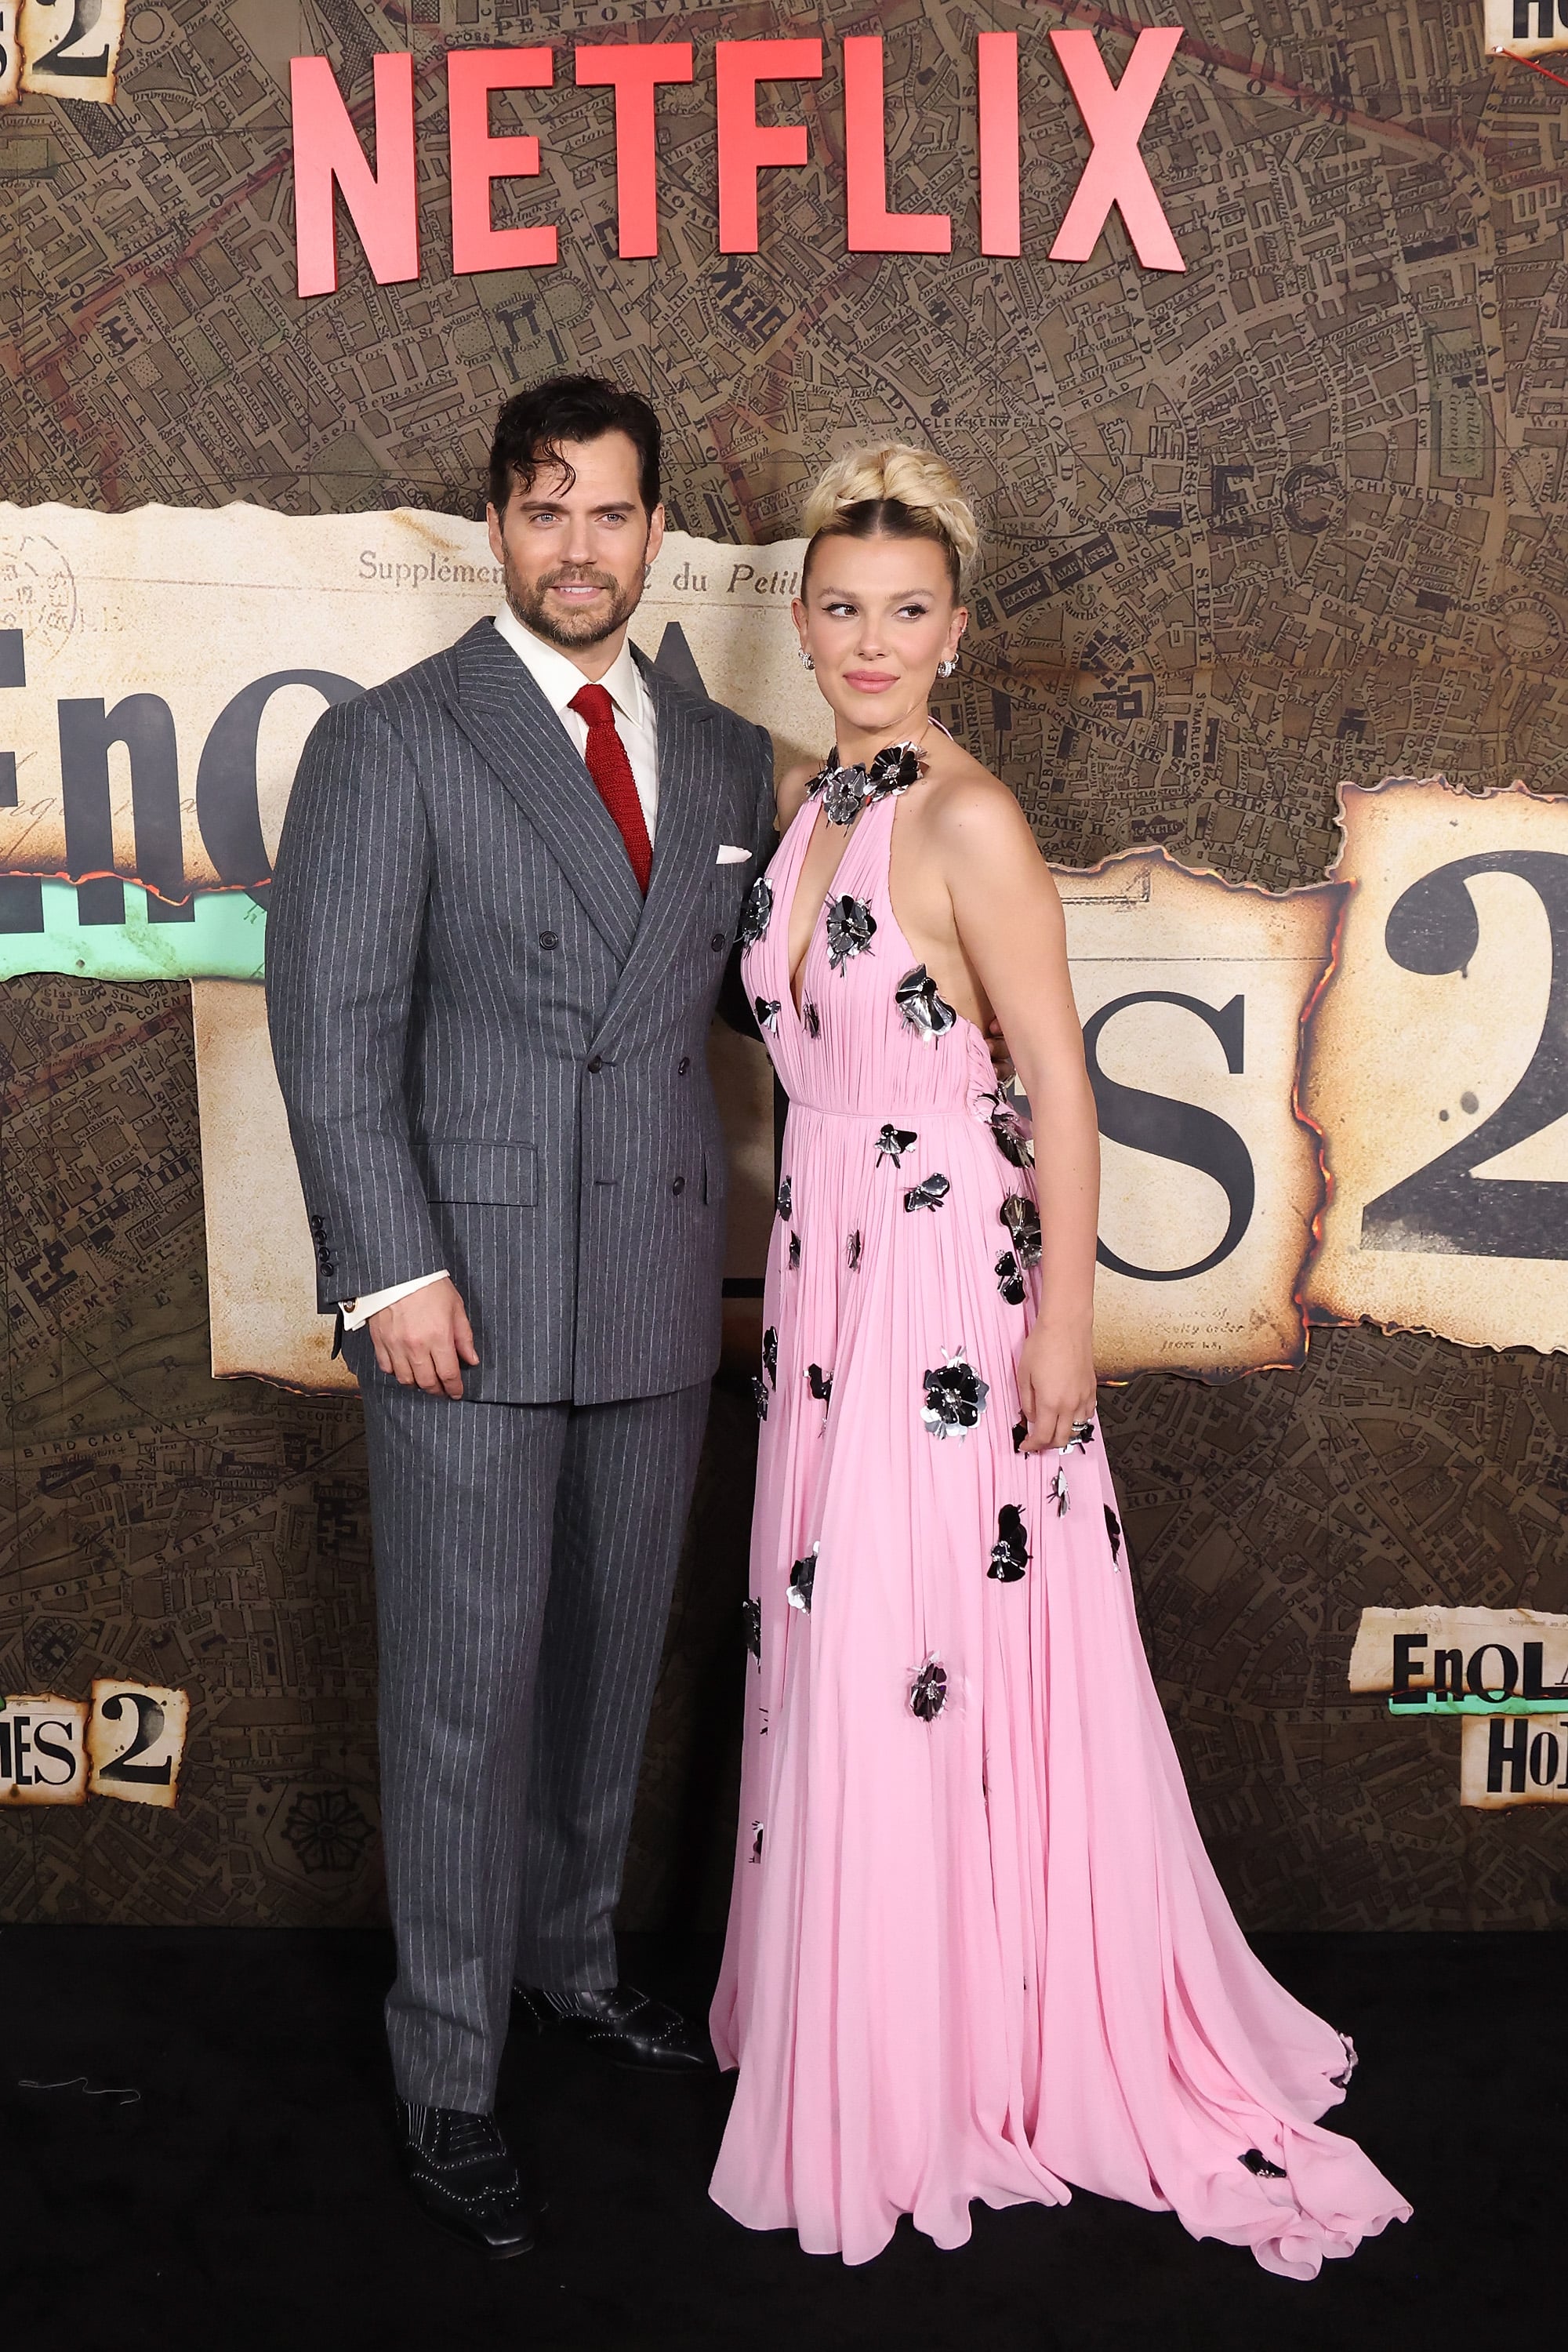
[{"x1": 362, "y1": 1377, "x2": 713, "y2": 2112}]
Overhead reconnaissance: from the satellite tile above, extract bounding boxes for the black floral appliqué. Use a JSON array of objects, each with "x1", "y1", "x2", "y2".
[
  {"x1": 1012, "y1": 1416, "x2": 1029, "y2": 1454},
  {"x1": 776, "y1": 1175, "x2": 792, "y2": 1220},
  {"x1": 1239, "y1": 2150, "x2": 1287, "y2": 2180},
  {"x1": 1051, "y1": 1465, "x2": 1070, "y2": 1516},
  {"x1": 989, "y1": 1504, "x2": 1029, "y2": 1583},
  {"x1": 808, "y1": 1363, "x2": 833, "y2": 1406},
  {"x1": 909, "y1": 1657, "x2": 949, "y2": 1722},
  {"x1": 787, "y1": 1542, "x2": 818, "y2": 1613},
  {"x1": 846, "y1": 1229, "x2": 862, "y2": 1269},
  {"x1": 921, "y1": 1353, "x2": 989, "y2": 1439},
  {"x1": 739, "y1": 876, "x2": 773, "y2": 948},
  {"x1": 801, "y1": 999, "x2": 822, "y2": 1039},
  {"x1": 752, "y1": 1377, "x2": 768, "y2": 1422},
  {"x1": 742, "y1": 1596, "x2": 761, "y2": 1660},
  {"x1": 753, "y1": 995, "x2": 781, "y2": 1034},
  {"x1": 788, "y1": 1232, "x2": 801, "y2": 1270},
  {"x1": 806, "y1": 739, "x2": 926, "y2": 828},
  {"x1": 874, "y1": 1123, "x2": 919, "y2": 1167},
  {"x1": 895, "y1": 964, "x2": 957, "y2": 1040},
  {"x1": 826, "y1": 895, "x2": 877, "y2": 971},
  {"x1": 999, "y1": 1194, "x2": 1042, "y2": 1267},
  {"x1": 985, "y1": 1093, "x2": 1033, "y2": 1169},
  {"x1": 904, "y1": 1172, "x2": 951, "y2": 1214},
  {"x1": 762, "y1": 1325, "x2": 778, "y2": 1386},
  {"x1": 995, "y1": 1250, "x2": 1026, "y2": 1305},
  {"x1": 1105, "y1": 1504, "x2": 1123, "y2": 1566},
  {"x1": 816, "y1": 763, "x2": 872, "y2": 828},
  {"x1": 750, "y1": 1820, "x2": 764, "y2": 1863}
]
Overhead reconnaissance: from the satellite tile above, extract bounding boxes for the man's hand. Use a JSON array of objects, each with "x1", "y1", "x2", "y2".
[{"x1": 368, "y1": 1276, "x2": 479, "y2": 1398}]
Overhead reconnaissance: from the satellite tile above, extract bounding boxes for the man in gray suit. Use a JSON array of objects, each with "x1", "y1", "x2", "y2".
[{"x1": 266, "y1": 376, "x2": 774, "y2": 2256}]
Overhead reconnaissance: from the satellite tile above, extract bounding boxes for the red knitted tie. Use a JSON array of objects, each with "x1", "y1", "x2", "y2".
[{"x1": 570, "y1": 681, "x2": 652, "y2": 895}]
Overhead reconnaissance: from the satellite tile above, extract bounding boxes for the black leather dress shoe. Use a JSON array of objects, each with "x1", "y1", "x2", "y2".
[
  {"x1": 513, "y1": 1980, "x2": 717, "y2": 2074},
  {"x1": 395, "y1": 2098, "x2": 543, "y2": 2257}
]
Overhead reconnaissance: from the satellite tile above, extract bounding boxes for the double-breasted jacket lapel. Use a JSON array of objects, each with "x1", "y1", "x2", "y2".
[
  {"x1": 590, "y1": 655, "x2": 717, "y2": 1053},
  {"x1": 441, "y1": 624, "x2": 723, "y2": 1033},
  {"x1": 441, "y1": 619, "x2": 645, "y2": 965}
]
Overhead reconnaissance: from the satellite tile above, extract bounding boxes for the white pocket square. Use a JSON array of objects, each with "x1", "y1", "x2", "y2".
[{"x1": 716, "y1": 844, "x2": 751, "y2": 864}]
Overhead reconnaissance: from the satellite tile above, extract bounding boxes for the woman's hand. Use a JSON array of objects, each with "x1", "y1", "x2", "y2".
[
  {"x1": 985, "y1": 1014, "x2": 1015, "y2": 1086},
  {"x1": 1016, "y1": 1315, "x2": 1097, "y2": 1455}
]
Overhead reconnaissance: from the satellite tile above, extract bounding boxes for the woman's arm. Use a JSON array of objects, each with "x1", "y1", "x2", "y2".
[{"x1": 935, "y1": 780, "x2": 1100, "y2": 1453}]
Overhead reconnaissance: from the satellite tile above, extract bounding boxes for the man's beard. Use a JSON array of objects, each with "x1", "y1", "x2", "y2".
[{"x1": 505, "y1": 555, "x2": 643, "y2": 651}]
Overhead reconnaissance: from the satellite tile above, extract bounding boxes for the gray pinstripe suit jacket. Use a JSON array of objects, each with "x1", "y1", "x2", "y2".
[{"x1": 265, "y1": 617, "x2": 775, "y2": 1406}]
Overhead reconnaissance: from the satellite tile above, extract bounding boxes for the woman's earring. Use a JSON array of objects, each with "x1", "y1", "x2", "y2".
[
  {"x1": 937, "y1": 655, "x2": 957, "y2": 677},
  {"x1": 798, "y1": 648, "x2": 815, "y2": 670}
]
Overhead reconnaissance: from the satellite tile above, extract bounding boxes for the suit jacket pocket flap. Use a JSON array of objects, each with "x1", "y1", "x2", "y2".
[{"x1": 418, "y1": 1141, "x2": 537, "y2": 1205}]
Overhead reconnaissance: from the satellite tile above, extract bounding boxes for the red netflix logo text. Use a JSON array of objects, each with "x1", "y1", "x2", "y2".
[{"x1": 290, "y1": 31, "x2": 1186, "y2": 299}]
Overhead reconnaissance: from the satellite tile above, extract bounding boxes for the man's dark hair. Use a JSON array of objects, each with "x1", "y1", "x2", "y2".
[{"x1": 488, "y1": 376, "x2": 662, "y2": 517}]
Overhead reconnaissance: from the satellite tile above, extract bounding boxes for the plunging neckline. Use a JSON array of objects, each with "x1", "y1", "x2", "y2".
[
  {"x1": 786, "y1": 799, "x2": 865, "y2": 1014},
  {"x1": 775, "y1": 787, "x2": 997, "y2": 1062},
  {"x1": 785, "y1": 725, "x2": 949, "y2": 1013}
]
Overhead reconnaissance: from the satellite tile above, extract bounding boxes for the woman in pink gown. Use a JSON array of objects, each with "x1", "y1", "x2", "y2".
[{"x1": 708, "y1": 446, "x2": 1410, "y2": 2278}]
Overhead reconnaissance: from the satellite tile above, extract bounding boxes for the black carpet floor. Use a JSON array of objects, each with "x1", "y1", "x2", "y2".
[{"x1": 2, "y1": 1926, "x2": 1552, "y2": 2350}]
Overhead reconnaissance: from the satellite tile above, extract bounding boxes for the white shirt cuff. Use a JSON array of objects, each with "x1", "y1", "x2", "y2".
[{"x1": 340, "y1": 1270, "x2": 449, "y2": 1330}]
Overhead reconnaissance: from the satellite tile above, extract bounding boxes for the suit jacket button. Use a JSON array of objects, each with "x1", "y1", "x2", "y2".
[
  {"x1": 586, "y1": 1055, "x2": 604, "y2": 1074},
  {"x1": 710, "y1": 931, "x2": 726, "y2": 952},
  {"x1": 677, "y1": 1055, "x2": 691, "y2": 1076},
  {"x1": 672, "y1": 1174, "x2": 686, "y2": 1195},
  {"x1": 539, "y1": 930, "x2": 558, "y2": 949}
]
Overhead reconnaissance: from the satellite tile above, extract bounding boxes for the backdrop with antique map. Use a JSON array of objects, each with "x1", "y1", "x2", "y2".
[{"x1": 2, "y1": 0, "x2": 1566, "y2": 1931}]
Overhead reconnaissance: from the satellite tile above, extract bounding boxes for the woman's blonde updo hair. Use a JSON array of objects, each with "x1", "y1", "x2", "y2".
[{"x1": 800, "y1": 443, "x2": 979, "y2": 597}]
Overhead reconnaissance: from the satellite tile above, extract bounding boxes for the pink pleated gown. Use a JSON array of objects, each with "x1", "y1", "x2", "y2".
[{"x1": 709, "y1": 778, "x2": 1411, "y2": 2277}]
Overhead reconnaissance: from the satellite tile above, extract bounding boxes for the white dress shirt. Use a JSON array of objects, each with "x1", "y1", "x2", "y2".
[
  {"x1": 494, "y1": 601, "x2": 659, "y2": 843},
  {"x1": 340, "y1": 608, "x2": 660, "y2": 1331}
]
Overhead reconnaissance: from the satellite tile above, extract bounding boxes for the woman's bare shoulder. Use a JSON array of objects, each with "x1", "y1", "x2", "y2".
[
  {"x1": 775, "y1": 758, "x2": 818, "y2": 830},
  {"x1": 917, "y1": 739, "x2": 1037, "y2": 851}
]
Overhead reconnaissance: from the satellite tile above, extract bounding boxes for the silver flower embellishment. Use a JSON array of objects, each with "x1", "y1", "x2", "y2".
[
  {"x1": 920, "y1": 1352, "x2": 989, "y2": 1439},
  {"x1": 788, "y1": 1542, "x2": 818, "y2": 1613},
  {"x1": 739, "y1": 876, "x2": 773, "y2": 948},
  {"x1": 895, "y1": 965, "x2": 957, "y2": 1040},
  {"x1": 826, "y1": 895, "x2": 877, "y2": 971},
  {"x1": 999, "y1": 1194, "x2": 1042, "y2": 1267},
  {"x1": 988, "y1": 1504, "x2": 1029, "y2": 1583},
  {"x1": 904, "y1": 1173, "x2": 951, "y2": 1214}
]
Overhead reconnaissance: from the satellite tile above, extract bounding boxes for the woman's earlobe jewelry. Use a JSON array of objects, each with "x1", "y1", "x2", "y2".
[
  {"x1": 799, "y1": 648, "x2": 815, "y2": 670},
  {"x1": 937, "y1": 656, "x2": 957, "y2": 677}
]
